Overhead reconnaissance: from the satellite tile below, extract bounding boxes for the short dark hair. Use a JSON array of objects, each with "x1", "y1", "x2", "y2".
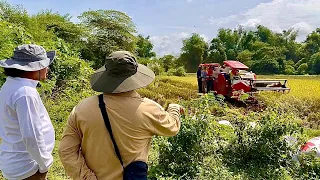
[{"x1": 4, "y1": 68, "x2": 26, "y2": 77}]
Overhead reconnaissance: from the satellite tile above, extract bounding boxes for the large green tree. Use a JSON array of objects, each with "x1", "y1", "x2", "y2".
[
  {"x1": 0, "y1": 1, "x2": 94, "y2": 88},
  {"x1": 250, "y1": 45, "x2": 286, "y2": 74},
  {"x1": 304, "y1": 28, "x2": 320, "y2": 56},
  {"x1": 217, "y1": 28, "x2": 241, "y2": 59},
  {"x1": 0, "y1": 1, "x2": 29, "y2": 26},
  {"x1": 159, "y1": 55, "x2": 175, "y2": 71},
  {"x1": 79, "y1": 10, "x2": 137, "y2": 69},
  {"x1": 309, "y1": 52, "x2": 320, "y2": 74},
  {"x1": 34, "y1": 11, "x2": 85, "y2": 44},
  {"x1": 136, "y1": 34, "x2": 156, "y2": 58},
  {"x1": 179, "y1": 33, "x2": 208, "y2": 72},
  {"x1": 237, "y1": 50, "x2": 254, "y2": 64},
  {"x1": 207, "y1": 38, "x2": 227, "y2": 63}
]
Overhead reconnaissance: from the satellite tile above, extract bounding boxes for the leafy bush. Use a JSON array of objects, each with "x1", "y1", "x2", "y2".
[
  {"x1": 309, "y1": 53, "x2": 320, "y2": 74},
  {"x1": 306, "y1": 112, "x2": 320, "y2": 129},
  {"x1": 295, "y1": 153, "x2": 320, "y2": 179},
  {"x1": 137, "y1": 57, "x2": 152, "y2": 66},
  {"x1": 149, "y1": 94, "x2": 230, "y2": 179},
  {"x1": 148, "y1": 93, "x2": 320, "y2": 179},
  {"x1": 223, "y1": 111, "x2": 303, "y2": 179},
  {"x1": 297, "y1": 63, "x2": 309, "y2": 74},
  {"x1": 0, "y1": 68, "x2": 5, "y2": 86},
  {"x1": 167, "y1": 66, "x2": 186, "y2": 76},
  {"x1": 147, "y1": 62, "x2": 164, "y2": 75},
  {"x1": 285, "y1": 65, "x2": 296, "y2": 75}
]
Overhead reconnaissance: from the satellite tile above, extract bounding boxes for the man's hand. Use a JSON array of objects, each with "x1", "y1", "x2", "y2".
[
  {"x1": 168, "y1": 104, "x2": 185, "y2": 115},
  {"x1": 180, "y1": 106, "x2": 185, "y2": 115}
]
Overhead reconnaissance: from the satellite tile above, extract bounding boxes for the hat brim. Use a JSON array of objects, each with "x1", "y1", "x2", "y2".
[
  {"x1": 0, "y1": 51, "x2": 56, "y2": 71},
  {"x1": 90, "y1": 63, "x2": 155, "y2": 93}
]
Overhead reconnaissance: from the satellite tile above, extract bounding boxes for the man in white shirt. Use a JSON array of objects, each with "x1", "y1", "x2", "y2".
[
  {"x1": 0, "y1": 44, "x2": 56, "y2": 180},
  {"x1": 212, "y1": 66, "x2": 221, "y2": 79},
  {"x1": 223, "y1": 66, "x2": 231, "y2": 74}
]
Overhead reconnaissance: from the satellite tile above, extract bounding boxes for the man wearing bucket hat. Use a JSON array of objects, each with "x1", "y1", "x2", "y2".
[
  {"x1": 58, "y1": 51, "x2": 182, "y2": 180},
  {"x1": 0, "y1": 44, "x2": 56, "y2": 180}
]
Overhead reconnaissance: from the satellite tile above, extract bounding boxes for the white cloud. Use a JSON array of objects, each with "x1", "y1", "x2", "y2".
[
  {"x1": 200, "y1": 34, "x2": 209, "y2": 42},
  {"x1": 150, "y1": 32, "x2": 191, "y2": 57},
  {"x1": 209, "y1": 0, "x2": 320, "y2": 41},
  {"x1": 209, "y1": 14, "x2": 240, "y2": 26},
  {"x1": 290, "y1": 22, "x2": 314, "y2": 39},
  {"x1": 240, "y1": 19, "x2": 261, "y2": 30},
  {"x1": 166, "y1": 26, "x2": 192, "y2": 30},
  {"x1": 186, "y1": 0, "x2": 192, "y2": 3},
  {"x1": 150, "y1": 32, "x2": 211, "y2": 57}
]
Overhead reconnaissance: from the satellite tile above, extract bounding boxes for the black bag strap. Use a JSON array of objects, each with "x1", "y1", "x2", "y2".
[{"x1": 98, "y1": 94, "x2": 124, "y2": 167}]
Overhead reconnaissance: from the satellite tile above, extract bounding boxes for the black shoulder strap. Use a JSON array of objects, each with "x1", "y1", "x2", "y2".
[{"x1": 98, "y1": 94, "x2": 124, "y2": 167}]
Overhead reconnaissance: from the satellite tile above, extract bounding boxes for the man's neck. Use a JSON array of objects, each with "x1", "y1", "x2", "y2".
[{"x1": 20, "y1": 72, "x2": 40, "y2": 81}]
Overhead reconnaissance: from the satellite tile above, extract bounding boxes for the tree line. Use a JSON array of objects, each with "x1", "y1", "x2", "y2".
[{"x1": 179, "y1": 26, "x2": 320, "y2": 74}]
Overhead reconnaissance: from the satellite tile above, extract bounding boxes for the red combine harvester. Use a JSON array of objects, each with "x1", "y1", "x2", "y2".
[{"x1": 199, "y1": 60, "x2": 290, "y2": 102}]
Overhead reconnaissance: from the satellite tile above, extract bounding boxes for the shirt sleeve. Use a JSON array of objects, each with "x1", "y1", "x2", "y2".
[
  {"x1": 58, "y1": 107, "x2": 98, "y2": 180},
  {"x1": 150, "y1": 103, "x2": 181, "y2": 137},
  {"x1": 15, "y1": 96, "x2": 53, "y2": 173}
]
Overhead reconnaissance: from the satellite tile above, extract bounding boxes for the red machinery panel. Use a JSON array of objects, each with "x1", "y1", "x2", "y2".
[
  {"x1": 232, "y1": 81, "x2": 251, "y2": 92},
  {"x1": 223, "y1": 61, "x2": 249, "y2": 70},
  {"x1": 215, "y1": 74, "x2": 229, "y2": 96},
  {"x1": 199, "y1": 63, "x2": 220, "y2": 68}
]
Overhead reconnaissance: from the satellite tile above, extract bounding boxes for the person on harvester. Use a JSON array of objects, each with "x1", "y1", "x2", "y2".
[
  {"x1": 230, "y1": 69, "x2": 240, "y2": 83},
  {"x1": 212, "y1": 66, "x2": 220, "y2": 94},
  {"x1": 206, "y1": 66, "x2": 213, "y2": 93},
  {"x1": 201, "y1": 66, "x2": 207, "y2": 94},
  {"x1": 196, "y1": 66, "x2": 202, "y2": 93}
]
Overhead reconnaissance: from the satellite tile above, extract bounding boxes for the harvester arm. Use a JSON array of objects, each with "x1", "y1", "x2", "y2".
[{"x1": 250, "y1": 79, "x2": 290, "y2": 92}]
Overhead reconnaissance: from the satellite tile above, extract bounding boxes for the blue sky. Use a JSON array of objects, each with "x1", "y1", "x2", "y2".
[{"x1": 6, "y1": 0, "x2": 320, "y2": 56}]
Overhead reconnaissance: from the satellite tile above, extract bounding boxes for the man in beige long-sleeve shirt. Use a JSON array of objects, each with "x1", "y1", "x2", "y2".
[{"x1": 58, "y1": 51, "x2": 182, "y2": 180}]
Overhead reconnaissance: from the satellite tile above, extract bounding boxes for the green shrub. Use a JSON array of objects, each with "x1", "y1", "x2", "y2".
[
  {"x1": 285, "y1": 65, "x2": 296, "y2": 75},
  {"x1": 223, "y1": 111, "x2": 303, "y2": 179},
  {"x1": 147, "y1": 62, "x2": 164, "y2": 75},
  {"x1": 167, "y1": 66, "x2": 186, "y2": 76},
  {"x1": 137, "y1": 57, "x2": 152, "y2": 66},
  {"x1": 295, "y1": 153, "x2": 320, "y2": 179},
  {"x1": 148, "y1": 93, "x2": 320, "y2": 179},
  {"x1": 306, "y1": 112, "x2": 320, "y2": 129},
  {"x1": 149, "y1": 94, "x2": 228, "y2": 179},
  {"x1": 0, "y1": 68, "x2": 5, "y2": 86},
  {"x1": 297, "y1": 63, "x2": 309, "y2": 74}
]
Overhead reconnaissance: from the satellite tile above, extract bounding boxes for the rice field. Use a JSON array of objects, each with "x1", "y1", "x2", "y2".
[
  {"x1": 167, "y1": 74, "x2": 320, "y2": 100},
  {"x1": 257, "y1": 75, "x2": 320, "y2": 99}
]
